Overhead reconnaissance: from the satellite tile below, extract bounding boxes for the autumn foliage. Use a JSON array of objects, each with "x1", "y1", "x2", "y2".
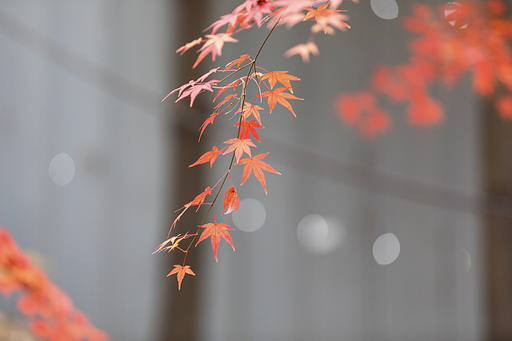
[
  {"x1": 155, "y1": 0, "x2": 356, "y2": 290},
  {"x1": 0, "y1": 228, "x2": 108, "y2": 341},
  {"x1": 336, "y1": 0, "x2": 512, "y2": 137}
]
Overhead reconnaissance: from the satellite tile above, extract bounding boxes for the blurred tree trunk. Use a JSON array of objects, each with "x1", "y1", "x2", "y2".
[
  {"x1": 483, "y1": 95, "x2": 512, "y2": 341},
  {"x1": 157, "y1": 1, "x2": 208, "y2": 340}
]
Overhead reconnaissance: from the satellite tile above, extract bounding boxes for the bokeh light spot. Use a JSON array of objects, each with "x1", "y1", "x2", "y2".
[
  {"x1": 232, "y1": 198, "x2": 266, "y2": 232},
  {"x1": 371, "y1": 0, "x2": 399, "y2": 20},
  {"x1": 49, "y1": 152, "x2": 75, "y2": 186},
  {"x1": 454, "y1": 248, "x2": 472, "y2": 273},
  {"x1": 297, "y1": 214, "x2": 344, "y2": 254},
  {"x1": 372, "y1": 233, "x2": 400, "y2": 265}
]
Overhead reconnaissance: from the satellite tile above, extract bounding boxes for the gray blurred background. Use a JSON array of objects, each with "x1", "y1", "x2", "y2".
[{"x1": 1, "y1": 1, "x2": 510, "y2": 340}]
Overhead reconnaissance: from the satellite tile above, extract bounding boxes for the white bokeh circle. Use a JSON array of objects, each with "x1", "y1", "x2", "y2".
[
  {"x1": 232, "y1": 198, "x2": 266, "y2": 232},
  {"x1": 49, "y1": 152, "x2": 76, "y2": 186},
  {"x1": 371, "y1": 0, "x2": 399, "y2": 20},
  {"x1": 372, "y1": 233, "x2": 400, "y2": 265},
  {"x1": 297, "y1": 214, "x2": 344, "y2": 254}
]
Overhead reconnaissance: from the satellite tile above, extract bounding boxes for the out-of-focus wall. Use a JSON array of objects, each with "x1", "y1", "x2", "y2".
[{"x1": 0, "y1": 2, "x2": 174, "y2": 340}]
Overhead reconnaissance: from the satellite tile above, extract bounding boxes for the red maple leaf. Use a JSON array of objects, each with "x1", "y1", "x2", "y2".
[
  {"x1": 224, "y1": 138, "x2": 256, "y2": 162},
  {"x1": 236, "y1": 152, "x2": 281, "y2": 194},
  {"x1": 235, "y1": 119, "x2": 264, "y2": 142},
  {"x1": 223, "y1": 186, "x2": 240, "y2": 215},
  {"x1": 259, "y1": 87, "x2": 303, "y2": 117},
  {"x1": 189, "y1": 146, "x2": 223, "y2": 168},
  {"x1": 167, "y1": 264, "x2": 195, "y2": 290},
  {"x1": 196, "y1": 223, "x2": 235, "y2": 262},
  {"x1": 261, "y1": 71, "x2": 300, "y2": 93}
]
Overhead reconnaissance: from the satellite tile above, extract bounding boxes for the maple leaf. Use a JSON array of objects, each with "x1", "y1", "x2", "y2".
[
  {"x1": 197, "y1": 68, "x2": 220, "y2": 82},
  {"x1": 196, "y1": 223, "x2": 235, "y2": 262},
  {"x1": 189, "y1": 146, "x2": 223, "y2": 168},
  {"x1": 167, "y1": 264, "x2": 195, "y2": 290},
  {"x1": 261, "y1": 71, "x2": 300, "y2": 93},
  {"x1": 153, "y1": 235, "x2": 183, "y2": 254},
  {"x1": 207, "y1": 11, "x2": 242, "y2": 34},
  {"x1": 223, "y1": 186, "x2": 240, "y2": 215},
  {"x1": 237, "y1": 0, "x2": 275, "y2": 27},
  {"x1": 312, "y1": 13, "x2": 351, "y2": 34},
  {"x1": 236, "y1": 152, "x2": 281, "y2": 194},
  {"x1": 176, "y1": 38, "x2": 203, "y2": 55},
  {"x1": 214, "y1": 94, "x2": 234, "y2": 109},
  {"x1": 198, "y1": 113, "x2": 219, "y2": 141},
  {"x1": 225, "y1": 54, "x2": 252, "y2": 70},
  {"x1": 193, "y1": 33, "x2": 239, "y2": 69},
  {"x1": 153, "y1": 232, "x2": 196, "y2": 254},
  {"x1": 170, "y1": 187, "x2": 212, "y2": 233},
  {"x1": 304, "y1": 3, "x2": 339, "y2": 20},
  {"x1": 235, "y1": 118, "x2": 264, "y2": 142},
  {"x1": 162, "y1": 69, "x2": 219, "y2": 103},
  {"x1": 259, "y1": 87, "x2": 303, "y2": 117},
  {"x1": 240, "y1": 102, "x2": 264, "y2": 124},
  {"x1": 179, "y1": 80, "x2": 219, "y2": 107},
  {"x1": 224, "y1": 138, "x2": 256, "y2": 162},
  {"x1": 284, "y1": 41, "x2": 319, "y2": 63}
]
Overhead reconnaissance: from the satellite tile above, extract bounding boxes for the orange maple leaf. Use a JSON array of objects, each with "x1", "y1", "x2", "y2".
[
  {"x1": 304, "y1": 2, "x2": 341, "y2": 21},
  {"x1": 189, "y1": 146, "x2": 223, "y2": 168},
  {"x1": 236, "y1": 152, "x2": 281, "y2": 194},
  {"x1": 215, "y1": 93, "x2": 237, "y2": 109},
  {"x1": 225, "y1": 54, "x2": 252, "y2": 70},
  {"x1": 223, "y1": 186, "x2": 240, "y2": 215},
  {"x1": 224, "y1": 138, "x2": 256, "y2": 162},
  {"x1": 240, "y1": 102, "x2": 264, "y2": 124},
  {"x1": 259, "y1": 87, "x2": 303, "y2": 117},
  {"x1": 198, "y1": 113, "x2": 219, "y2": 141},
  {"x1": 167, "y1": 264, "x2": 195, "y2": 290},
  {"x1": 261, "y1": 71, "x2": 300, "y2": 93},
  {"x1": 196, "y1": 223, "x2": 235, "y2": 262}
]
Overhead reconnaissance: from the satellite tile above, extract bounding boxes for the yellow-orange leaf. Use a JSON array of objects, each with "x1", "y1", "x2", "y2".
[{"x1": 261, "y1": 71, "x2": 300, "y2": 93}]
